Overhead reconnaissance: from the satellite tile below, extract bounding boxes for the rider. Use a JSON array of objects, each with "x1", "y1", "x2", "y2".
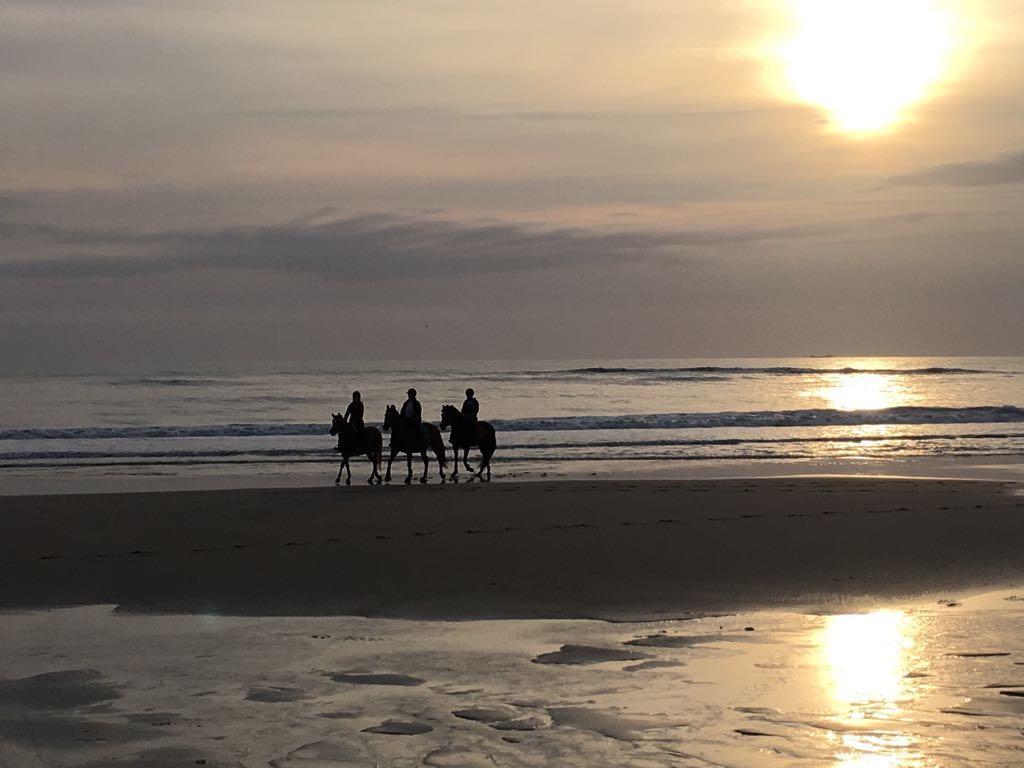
[
  {"x1": 461, "y1": 388, "x2": 479, "y2": 425},
  {"x1": 401, "y1": 388, "x2": 422, "y2": 433},
  {"x1": 343, "y1": 390, "x2": 364, "y2": 439}
]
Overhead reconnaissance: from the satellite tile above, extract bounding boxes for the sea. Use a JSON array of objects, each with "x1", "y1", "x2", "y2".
[{"x1": 1, "y1": 356, "x2": 1023, "y2": 491}]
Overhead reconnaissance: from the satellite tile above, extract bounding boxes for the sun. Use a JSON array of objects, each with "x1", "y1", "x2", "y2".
[{"x1": 779, "y1": 0, "x2": 960, "y2": 134}]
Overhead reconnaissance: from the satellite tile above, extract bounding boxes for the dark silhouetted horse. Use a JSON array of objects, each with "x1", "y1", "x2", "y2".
[
  {"x1": 440, "y1": 404, "x2": 495, "y2": 481},
  {"x1": 330, "y1": 413, "x2": 383, "y2": 485},
  {"x1": 382, "y1": 405, "x2": 447, "y2": 484}
]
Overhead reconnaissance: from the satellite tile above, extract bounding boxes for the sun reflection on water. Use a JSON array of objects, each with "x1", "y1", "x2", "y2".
[
  {"x1": 821, "y1": 611, "x2": 924, "y2": 767},
  {"x1": 819, "y1": 373, "x2": 906, "y2": 412}
]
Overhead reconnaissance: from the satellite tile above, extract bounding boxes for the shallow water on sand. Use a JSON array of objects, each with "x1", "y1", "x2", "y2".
[{"x1": 2, "y1": 590, "x2": 1023, "y2": 767}]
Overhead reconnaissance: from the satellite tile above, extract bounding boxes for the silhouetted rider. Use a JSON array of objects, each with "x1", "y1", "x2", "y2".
[
  {"x1": 344, "y1": 391, "x2": 364, "y2": 437},
  {"x1": 401, "y1": 388, "x2": 422, "y2": 431},
  {"x1": 461, "y1": 388, "x2": 479, "y2": 425}
]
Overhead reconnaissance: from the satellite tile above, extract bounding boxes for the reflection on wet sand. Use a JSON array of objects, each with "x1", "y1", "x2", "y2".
[
  {"x1": 821, "y1": 611, "x2": 925, "y2": 767},
  {"x1": 1, "y1": 590, "x2": 1022, "y2": 766}
]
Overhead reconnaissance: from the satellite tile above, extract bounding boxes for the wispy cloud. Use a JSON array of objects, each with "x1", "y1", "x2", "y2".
[
  {"x1": 889, "y1": 150, "x2": 1024, "y2": 187},
  {"x1": 0, "y1": 213, "x2": 834, "y2": 282}
]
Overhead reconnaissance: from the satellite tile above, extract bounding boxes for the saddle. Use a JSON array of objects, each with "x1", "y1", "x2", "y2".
[{"x1": 456, "y1": 421, "x2": 480, "y2": 447}]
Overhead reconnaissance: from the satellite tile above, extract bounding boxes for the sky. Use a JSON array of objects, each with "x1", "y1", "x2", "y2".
[{"x1": 1, "y1": 0, "x2": 1023, "y2": 372}]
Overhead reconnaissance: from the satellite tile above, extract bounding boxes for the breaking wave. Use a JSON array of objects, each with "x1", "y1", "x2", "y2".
[{"x1": 4, "y1": 406, "x2": 1024, "y2": 442}]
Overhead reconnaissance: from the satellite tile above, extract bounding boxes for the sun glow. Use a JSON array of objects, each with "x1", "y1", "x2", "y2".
[
  {"x1": 823, "y1": 611, "x2": 913, "y2": 708},
  {"x1": 818, "y1": 373, "x2": 904, "y2": 412},
  {"x1": 821, "y1": 611, "x2": 923, "y2": 766},
  {"x1": 780, "y1": 0, "x2": 960, "y2": 134}
]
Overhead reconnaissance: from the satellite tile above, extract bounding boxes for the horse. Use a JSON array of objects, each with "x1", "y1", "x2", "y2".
[
  {"x1": 382, "y1": 405, "x2": 447, "y2": 484},
  {"x1": 329, "y1": 413, "x2": 383, "y2": 486},
  {"x1": 439, "y1": 404, "x2": 495, "y2": 481}
]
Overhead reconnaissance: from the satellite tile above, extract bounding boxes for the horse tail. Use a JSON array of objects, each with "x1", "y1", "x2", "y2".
[
  {"x1": 480, "y1": 422, "x2": 496, "y2": 463},
  {"x1": 431, "y1": 425, "x2": 447, "y2": 467}
]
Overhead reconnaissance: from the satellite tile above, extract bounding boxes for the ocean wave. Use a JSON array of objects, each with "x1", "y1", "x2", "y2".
[
  {"x1": 546, "y1": 365, "x2": 999, "y2": 377},
  {"x1": 3, "y1": 406, "x2": 1024, "y2": 441},
  {"x1": 491, "y1": 406, "x2": 1024, "y2": 431}
]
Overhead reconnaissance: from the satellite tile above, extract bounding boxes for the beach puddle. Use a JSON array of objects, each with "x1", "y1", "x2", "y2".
[{"x1": 1, "y1": 590, "x2": 1022, "y2": 766}]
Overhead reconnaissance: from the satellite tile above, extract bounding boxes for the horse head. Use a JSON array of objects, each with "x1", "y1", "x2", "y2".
[
  {"x1": 440, "y1": 404, "x2": 458, "y2": 430},
  {"x1": 330, "y1": 413, "x2": 344, "y2": 436},
  {"x1": 383, "y1": 404, "x2": 397, "y2": 431}
]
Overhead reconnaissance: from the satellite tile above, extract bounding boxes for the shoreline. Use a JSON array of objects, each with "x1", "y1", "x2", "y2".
[
  {"x1": 3, "y1": 453, "x2": 1024, "y2": 496},
  {"x1": 3, "y1": 478, "x2": 1023, "y2": 620}
]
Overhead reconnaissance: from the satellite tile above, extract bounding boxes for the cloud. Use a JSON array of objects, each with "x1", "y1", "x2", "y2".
[
  {"x1": 0, "y1": 213, "x2": 833, "y2": 282},
  {"x1": 888, "y1": 150, "x2": 1024, "y2": 187}
]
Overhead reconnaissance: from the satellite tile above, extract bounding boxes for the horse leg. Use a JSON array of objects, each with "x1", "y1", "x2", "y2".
[
  {"x1": 385, "y1": 448, "x2": 396, "y2": 483},
  {"x1": 436, "y1": 447, "x2": 446, "y2": 483},
  {"x1": 344, "y1": 458, "x2": 351, "y2": 486},
  {"x1": 405, "y1": 452, "x2": 413, "y2": 484},
  {"x1": 419, "y1": 451, "x2": 429, "y2": 484},
  {"x1": 463, "y1": 447, "x2": 473, "y2": 472},
  {"x1": 335, "y1": 460, "x2": 343, "y2": 485}
]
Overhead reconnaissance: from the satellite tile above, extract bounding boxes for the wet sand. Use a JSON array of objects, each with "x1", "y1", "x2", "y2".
[
  {"x1": 2, "y1": 590, "x2": 1023, "y2": 766},
  {"x1": 2, "y1": 478, "x2": 1023, "y2": 618}
]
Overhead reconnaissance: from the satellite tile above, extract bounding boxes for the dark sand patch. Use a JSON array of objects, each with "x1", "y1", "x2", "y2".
[
  {"x1": 623, "y1": 660, "x2": 685, "y2": 672},
  {"x1": 532, "y1": 644, "x2": 649, "y2": 666},
  {"x1": 625, "y1": 633, "x2": 744, "y2": 649},
  {"x1": 318, "y1": 710, "x2": 360, "y2": 719},
  {"x1": 946, "y1": 652, "x2": 1011, "y2": 658},
  {"x1": 325, "y1": 672, "x2": 425, "y2": 686},
  {"x1": 0, "y1": 669, "x2": 120, "y2": 710},
  {"x1": 492, "y1": 716, "x2": 549, "y2": 731},
  {"x1": 361, "y1": 719, "x2": 433, "y2": 735},
  {"x1": 245, "y1": 686, "x2": 306, "y2": 703},
  {"x1": 735, "y1": 728, "x2": 780, "y2": 737},
  {"x1": 0, "y1": 714, "x2": 143, "y2": 749},
  {"x1": 452, "y1": 706, "x2": 519, "y2": 723}
]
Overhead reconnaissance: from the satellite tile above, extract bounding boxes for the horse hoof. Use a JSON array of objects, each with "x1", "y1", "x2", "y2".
[
  {"x1": 345, "y1": 479, "x2": 351, "y2": 486},
  {"x1": 404, "y1": 478, "x2": 412, "y2": 485},
  {"x1": 419, "y1": 478, "x2": 428, "y2": 485},
  {"x1": 334, "y1": 480, "x2": 340, "y2": 486}
]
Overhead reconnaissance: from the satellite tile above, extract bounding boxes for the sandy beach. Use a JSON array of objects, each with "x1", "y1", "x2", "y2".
[{"x1": 3, "y1": 478, "x2": 1023, "y2": 618}]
